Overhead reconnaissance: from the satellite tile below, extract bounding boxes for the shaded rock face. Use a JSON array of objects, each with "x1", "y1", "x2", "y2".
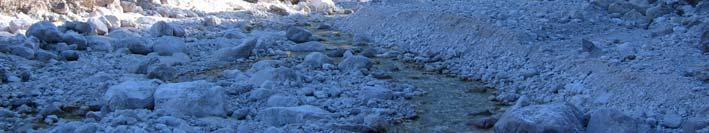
[
  {"x1": 154, "y1": 80, "x2": 227, "y2": 117},
  {"x1": 586, "y1": 109, "x2": 653, "y2": 133},
  {"x1": 151, "y1": 21, "x2": 185, "y2": 37},
  {"x1": 217, "y1": 38, "x2": 257, "y2": 61},
  {"x1": 26, "y1": 21, "x2": 63, "y2": 43},
  {"x1": 104, "y1": 80, "x2": 160, "y2": 111},
  {"x1": 258, "y1": 105, "x2": 330, "y2": 127},
  {"x1": 494, "y1": 103, "x2": 584, "y2": 133},
  {"x1": 286, "y1": 27, "x2": 311, "y2": 43}
]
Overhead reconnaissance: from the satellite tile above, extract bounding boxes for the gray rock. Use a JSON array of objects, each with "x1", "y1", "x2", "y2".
[
  {"x1": 147, "y1": 64, "x2": 176, "y2": 81},
  {"x1": 60, "y1": 50, "x2": 80, "y2": 61},
  {"x1": 586, "y1": 109, "x2": 652, "y2": 133},
  {"x1": 88, "y1": 17, "x2": 109, "y2": 35},
  {"x1": 662, "y1": 113, "x2": 683, "y2": 128},
  {"x1": 34, "y1": 50, "x2": 58, "y2": 61},
  {"x1": 95, "y1": 0, "x2": 115, "y2": 7},
  {"x1": 49, "y1": 121, "x2": 82, "y2": 133},
  {"x1": 151, "y1": 21, "x2": 186, "y2": 37},
  {"x1": 51, "y1": 2, "x2": 68, "y2": 14},
  {"x1": 104, "y1": 80, "x2": 160, "y2": 111},
  {"x1": 269, "y1": 5, "x2": 290, "y2": 16},
  {"x1": 470, "y1": 116, "x2": 497, "y2": 129},
  {"x1": 289, "y1": 41, "x2": 326, "y2": 52},
  {"x1": 154, "y1": 80, "x2": 227, "y2": 117},
  {"x1": 121, "y1": 1, "x2": 141, "y2": 13},
  {"x1": 266, "y1": 95, "x2": 300, "y2": 107},
  {"x1": 494, "y1": 103, "x2": 584, "y2": 133},
  {"x1": 63, "y1": 21, "x2": 95, "y2": 35},
  {"x1": 582, "y1": 39, "x2": 600, "y2": 53},
  {"x1": 249, "y1": 88, "x2": 275, "y2": 101},
  {"x1": 224, "y1": 30, "x2": 246, "y2": 39},
  {"x1": 217, "y1": 38, "x2": 257, "y2": 61},
  {"x1": 26, "y1": 21, "x2": 63, "y2": 43},
  {"x1": 62, "y1": 32, "x2": 88, "y2": 50},
  {"x1": 258, "y1": 105, "x2": 330, "y2": 127},
  {"x1": 9, "y1": 46, "x2": 34, "y2": 59},
  {"x1": 0, "y1": 69, "x2": 6, "y2": 83},
  {"x1": 204, "y1": 16, "x2": 222, "y2": 26},
  {"x1": 152, "y1": 36, "x2": 185, "y2": 56},
  {"x1": 286, "y1": 27, "x2": 311, "y2": 43},
  {"x1": 302, "y1": 52, "x2": 332, "y2": 68},
  {"x1": 249, "y1": 67, "x2": 300, "y2": 86},
  {"x1": 74, "y1": 123, "x2": 99, "y2": 133},
  {"x1": 86, "y1": 36, "x2": 113, "y2": 52},
  {"x1": 338, "y1": 55, "x2": 372, "y2": 71},
  {"x1": 353, "y1": 34, "x2": 372, "y2": 46},
  {"x1": 248, "y1": 60, "x2": 283, "y2": 72},
  {"x1": 100, "y1": 15, "x2": 122, "y2": 30},
  {"x1": 361, "y1": 86, "x2": 393, "y2": 100},
  {"x1": 701, "y1": 29, "x2": 708, "y2": 53},
  {"x1": 127, "y1": 38, "x2": 152, "y2": 55}
]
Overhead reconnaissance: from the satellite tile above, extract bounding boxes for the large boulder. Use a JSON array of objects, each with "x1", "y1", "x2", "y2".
[
  {"x1": 152, "y1": 36, "x2": 185, "y2": 56},
  {"x1": 286, "y1": 27, "x2": 311, "y2": 43},
  {"x1": 338, "y1": 55, "x2": 372, "y2": 71},
  {"x1": 249, "y1": 67, "x2": 300, "y2": 86},
  {"x1": 104, "y1": 80, "x2": 160, "y2": 111},
  {"x1": 494, "y1": 103, "x2": 584, "y2": 133},
  {"x1": 217, "y1": 38, "x2": 257, "y2": 61},
  {"x1": 26, "y1": 21, "x2": 63, "y2": 43},
  {"x1": 151, "y1": 21, "x2": 185, "y2": 37},
  {"x1": 258, "y1": 105, "x2": 330, "y2": 127},
  {"x1": 62, "y1": 21, "x2": 95, "y2": 35},
  {"x1": 586, "y1": 109, "x2": 653, "y2": 133},
  {"x1": 154, "y1": 80, "x2": 227, "y2": 117}
]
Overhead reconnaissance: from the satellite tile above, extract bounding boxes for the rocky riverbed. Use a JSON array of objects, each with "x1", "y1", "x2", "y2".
[{"x1": 0, "y1": 0, "x2": 707, "y2": 132}]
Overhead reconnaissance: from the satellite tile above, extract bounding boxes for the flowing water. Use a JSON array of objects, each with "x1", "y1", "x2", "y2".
[{"x1": 313, "y1": 27, "x2": 501, "y2": 133}]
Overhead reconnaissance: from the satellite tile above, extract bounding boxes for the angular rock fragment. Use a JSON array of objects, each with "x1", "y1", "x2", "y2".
[
  {"x1": 154, "y1": 80, "x2": 227, "y2": 117},
  {"x1": 217, "y1": 38, "x2": 257, "y2": 61},
  {"x1": 88, "y1": 17, "x2": 109, "y2": 35},
  {"x1": 286, "y1": 27, "x2": 312, "y2": 43}
]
